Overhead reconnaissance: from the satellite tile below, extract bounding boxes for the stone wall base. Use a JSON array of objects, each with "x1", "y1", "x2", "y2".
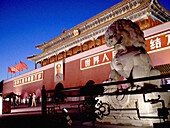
[{"x1": 96, "y1": 92, "x2": 170, "y2": 127}]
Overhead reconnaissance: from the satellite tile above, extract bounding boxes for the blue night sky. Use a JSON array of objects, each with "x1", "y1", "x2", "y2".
[{"x1": 0, "y1": 0, "x2": 169, "y2": 81}]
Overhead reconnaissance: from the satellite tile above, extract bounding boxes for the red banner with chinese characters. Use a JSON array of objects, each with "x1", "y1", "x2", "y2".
[
  {"x1": 145, "y1": 31, "x2": 170, "y2": 53},
  {"x1": 80, "y1": 49, "x2": 116, "y2": 70},
  {"x1": 13, "y1": 71, "x2": 43, "y2": 87}
]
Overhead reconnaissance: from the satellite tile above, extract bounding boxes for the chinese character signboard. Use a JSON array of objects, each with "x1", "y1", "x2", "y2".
[
  {"x1": 54, "y1": 60, "x2": 64, "y2": 82},
  {"x1": 13, "y1": 71, "x2": 43, "y2": 87},
  {"x1": 80, "y1": 49, "x2": 116, "y2": 70},
  {"x1": 146, "y1": 31, "x2": 170, "y2": 53}
]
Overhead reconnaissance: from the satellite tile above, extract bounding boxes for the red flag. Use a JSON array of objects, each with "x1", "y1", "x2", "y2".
[
  {"x1": 16, "y1": 63, "x2": 23, "y2": 72},
  {"x1": 8, "y1": 67, "x2": 12, "y2": 73},
  {"x1": 20, "y1": 61, "x2": 28, "y2": 70},
  {"x1": 12, "y1": 71, "x2": 15, "y2": 74},
  {"x1": 11, "y1": 65, "x2": 19, "y2": 72},
  {"x1": 8, "y1": 67, "x2": 15, "y2": 74}
]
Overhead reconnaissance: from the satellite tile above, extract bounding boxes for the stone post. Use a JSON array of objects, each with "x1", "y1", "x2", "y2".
[
  {"x1": 41, "y1": 85, "x2": 46, "y2": 116},
  {"x1": 0, "y1": 96, "x2": 2, "y2": 115}
]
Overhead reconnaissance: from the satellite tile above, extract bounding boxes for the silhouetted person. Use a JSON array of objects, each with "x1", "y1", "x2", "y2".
[
  {"x1": 28, "y1": 93, "x2": 32, "y2": 107},
  {"x1": 36, "y1": 96, "x2": 40, "y2": 104},
  {"x1": 13, "y1": 95, "x2": 16, "y2": 106}
]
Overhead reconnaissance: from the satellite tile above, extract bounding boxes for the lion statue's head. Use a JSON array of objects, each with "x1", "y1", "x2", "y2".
[{"x1": 105, "y1": 19, "x2": 146, "y2": 52}]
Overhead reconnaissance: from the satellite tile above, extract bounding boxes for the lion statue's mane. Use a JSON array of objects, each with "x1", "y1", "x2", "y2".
[{"x1": 104, "y1": 19, "x2": 160, "y2": 89}]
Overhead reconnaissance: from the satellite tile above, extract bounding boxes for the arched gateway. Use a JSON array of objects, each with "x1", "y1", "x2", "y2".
[{"x1": 54, "y1": 83, "x2": 64, "y2": 102}]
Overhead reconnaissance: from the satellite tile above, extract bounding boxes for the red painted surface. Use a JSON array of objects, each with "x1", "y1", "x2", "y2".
[
  {"x1": 3, "y1": 58, "x2": 111, "y2": 99},
  {"x1": 3, "y1": 23, "x2": 170, "y2": 100},
  {"x1": 3, "y1": 80, "x2": 43, "y2": 99},
  {"x1": 62, "y1": 59, "x2": 111, "y2": 88},
  {"x1": 149, "y1": 49, "x2": 170, "y2": 66},
  {"x1": 3, "y1": 47, "x2": 169, "y2": 99}
]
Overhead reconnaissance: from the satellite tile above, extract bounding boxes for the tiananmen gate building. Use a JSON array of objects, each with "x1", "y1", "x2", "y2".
[{"x1": 3, "y1": 0, "x2": 170, "y2": 103}]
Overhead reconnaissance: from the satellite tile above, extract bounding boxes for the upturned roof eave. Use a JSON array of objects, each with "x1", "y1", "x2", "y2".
[
  {"x1": 28, "y1": 0, "x2": 152, "y2": 62},
  {"x1": 35, "y1": 0, "x2": 128, "y2": 50},
  {"x1": 155, "y1": 0, "x2": 170, "y2": 15}
]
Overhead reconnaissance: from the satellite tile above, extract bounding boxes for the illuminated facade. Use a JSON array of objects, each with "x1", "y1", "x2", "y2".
[{"x1": 3, "y1": 0, "x2": 170, "y2": 101}]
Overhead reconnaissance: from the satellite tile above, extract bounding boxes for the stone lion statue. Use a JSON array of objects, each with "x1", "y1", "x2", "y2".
[{"x1": 104, "y1": 19, "x2": 160, "y2": 90}]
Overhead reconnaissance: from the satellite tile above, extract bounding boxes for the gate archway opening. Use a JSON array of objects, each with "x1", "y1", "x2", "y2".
[
  {"x1": 85, "y1": 80, "x2": 95, "y2": 86},
  {"x1": 54, "y1": 83, "x2": 64, "y2": 102}
]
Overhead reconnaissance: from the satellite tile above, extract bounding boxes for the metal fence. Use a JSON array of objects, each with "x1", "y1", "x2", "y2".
[{"x1": 41, "y1": 74, "x2": 170, "y2": 127}]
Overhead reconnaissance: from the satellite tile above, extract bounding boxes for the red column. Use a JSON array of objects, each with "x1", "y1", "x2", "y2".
[
  {"x1": 41, "y1": 61, "x2": 43, "y2": 67},
  {"x1": 93, "y1": 38, "x2": 96, "y2": 48},
  {"x1": 80, "y1": 44, "x2": 83, "y2": 52},
  {"x1": 72, "y1": 48, "x2": 74, "y2": 55},
  {"x1": 87, "y1": 41, "x2": 89, "y2": 50},
  {"x1": 148, "y1": 15, "x2": 153, "y2": 28},
  {"x1": 65, "y1": 50, "x2": 67, "y2": 58},
  {"x1": 62, "y1": 53, "x2": 64, "y2": 59},
  {"x1": 100, "y1": 36, "x2": 102, "y2": 45},
  {"x1": 48, "y1": 57, "x2": 50, "y2": 64},
  {"x1": 73, "y1": 47, "x2": 75, "y2": 55},
  {"x1": 35, "y1": 62, "x2": 37, "y2": 69},
  {"x1": 55, "y1": 54, "x2": 58, "y2": 62}
]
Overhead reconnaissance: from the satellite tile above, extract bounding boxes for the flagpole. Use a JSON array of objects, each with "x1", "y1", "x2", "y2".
[
  {"x1": 11, "y1": 65, "x2": 12, "y2": 78},
  {"x1": 11, "y1": 64, "x2": 15, "y2": 78},
  {"x1": 16, "y1": 62, "x2": 21, "y2": 75},
  {"x1": 19, "y1": 67, "x2": 20, "y2": 75},
  {"x1": 15, "y1": 62, "x2": 17, "y2": 77},
  {"x1": 7, "y1": 67, "x2": 9, "y2": 79},
  {"x1": 7, "y1": 71, "x2": 8, "y2": 79},
  {"x1": 15, "y1": 62, "x2": 17, "y2": 76}
]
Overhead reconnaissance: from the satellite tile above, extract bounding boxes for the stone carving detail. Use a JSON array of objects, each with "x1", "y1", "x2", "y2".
[
  {"x1": 95, "y1": 100, "x2": 110, "y2": 119},
  {"x1": 104, "y1": 19, "x2": 160, "y2": 90},
  {"x1": 107, "y1": 95, "x2": 129, "y2": 109}
]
